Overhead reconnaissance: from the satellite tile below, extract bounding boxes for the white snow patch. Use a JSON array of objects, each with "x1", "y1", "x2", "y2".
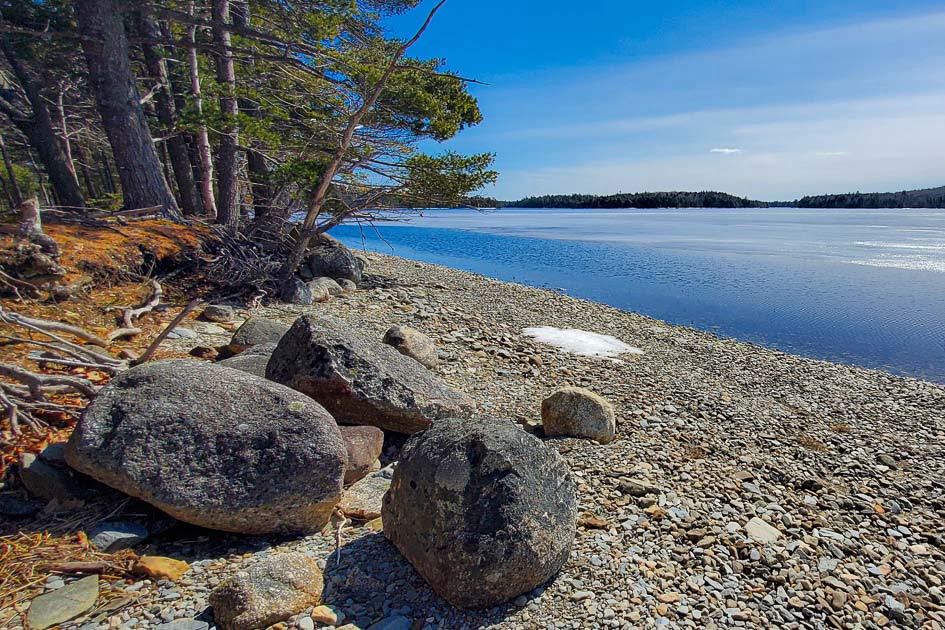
[{"x1": 522, "y1": 326, "x2": 643, "y2": 359}]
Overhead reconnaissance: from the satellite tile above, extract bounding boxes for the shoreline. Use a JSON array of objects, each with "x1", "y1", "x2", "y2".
[
  {"x1": 9, "y1": 249, "x2": 945, "y2": 629},
  {"x1": 226, "y1": 252, "x2": 945, "y2": 626}
]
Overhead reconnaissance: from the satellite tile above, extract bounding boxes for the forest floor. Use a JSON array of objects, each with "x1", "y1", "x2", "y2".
[{"x1": 2, "y1": 225, "x2": 945, "y2": 629}]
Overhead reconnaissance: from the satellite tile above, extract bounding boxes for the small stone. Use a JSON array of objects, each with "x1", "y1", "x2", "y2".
[
  {"x1": 296, "y1": 617, "x2": 315, "y2": 630},
  {"x1": 88, "y1": 521, "x2": 149, "y2": 552},
  {"x1": 541, "y1": 387, "x2": 616, "y2": 444},
  {"x1": 202, "y1": 305, "x2": 236, "y2": 323},
  {"x1": 133, "y1": 557, "x2": 190, "y2": 581},
  {"x1": 383, "y1": 325, "x2": 439, "y2": 369},
  {"x1": 209, "y1": 553, "x2": 323, "y2": 630},
  {"x1": 367, "y1": 616, "x2": 412, "y2": 630},
  {"x1": 309, "y1": 606, "x2": 338, "y2": 626},
  {"x1": 27, "y1": 575, "x2": 99, "y2": 630},
  {"x1": 745, "y1": 517, "x2": 782, "y2": 544},
  {"x1": 571, "y1": 591, "x2": 595, "y2": 602}
]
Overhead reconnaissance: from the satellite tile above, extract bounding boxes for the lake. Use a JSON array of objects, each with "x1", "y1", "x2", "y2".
[{"x1": 331, "y1": 207, "x2": 945, "y2": 384}]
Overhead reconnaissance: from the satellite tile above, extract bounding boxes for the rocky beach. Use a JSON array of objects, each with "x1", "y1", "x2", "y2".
[{"x1": 5, "y1": 249, "x2": 945, "y2": 630}]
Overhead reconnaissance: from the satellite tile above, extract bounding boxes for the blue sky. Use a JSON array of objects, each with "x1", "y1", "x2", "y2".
[{"x1": 384, "y1": 1, "x2": 945, "y2": 201}]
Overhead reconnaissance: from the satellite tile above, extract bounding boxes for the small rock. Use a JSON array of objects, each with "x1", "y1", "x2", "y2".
[
  {"x1": 88, "y1": 521, "x2": 149, "y2": 552},
  {"x1": 337, "y1": 278, "x2": 357, "y2": 293},
  {"x1": 209, "y1": 553, "x2": 323, "y2": 630},
  {"x1": 367, "y1": 616, "x2": 412, "y2": 630},
  {"x1": 203, "y1": 305, "x2": 236, "y2": 323},
  {"x1": 309, "y1": 277, "x2": 345, "y2": 297},
  {"x1": 27, "y1": 575, "x2": 98, "y2": 630},
  {"x1": 339, "y1": 426, "x2": 384, "y2": 485},
  {"x1": 382, "y1": 325, "x2": 439, "y2": 369},
  {"x1": 540, "y1": 387, "x2": 616, "y2": 444},
  {"x1": 228, "y1": 317, "x2": 290, "y2": 353},
  {"x1": 133, "y1": 557, "x2": 190, "y2": 581},
  {"x1": 19, "y1": 452, "x2": 89, "y2": 502},
  {"x1": 309, "y1": 606, "x2": 338, "y2": 626},
  {"x1": 339, "y1": 469, "x2": 391, "y2": 520},
  {"x1": 745, "y1": 517, "x2": 782, "y2": 544},
  {"x1": 167, "y1": 328, "x2": 198, "y2": 340}
]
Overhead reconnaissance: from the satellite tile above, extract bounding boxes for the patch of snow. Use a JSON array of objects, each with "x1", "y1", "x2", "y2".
[{"x1": 522, "y1": 326, "x2": 643, "y2": 359}]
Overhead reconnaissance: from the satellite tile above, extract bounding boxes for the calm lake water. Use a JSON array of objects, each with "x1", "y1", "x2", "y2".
[{"x1": 331, "y1": 208, "x2": 945, "y2": 384}]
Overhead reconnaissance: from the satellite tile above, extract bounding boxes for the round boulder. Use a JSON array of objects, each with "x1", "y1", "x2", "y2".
[
  {"x1": 382, "y1": 325, "x2": 438, "y2": 369},
  {"x1": 541, "y1": 386, "x2": 616, "y2": 444},
  {"x1": 65, "y1": 360, "x2": 347, "y2": 535},
  {"x1": 382, "y1": 417, "x2": 577, "y2": 609}
]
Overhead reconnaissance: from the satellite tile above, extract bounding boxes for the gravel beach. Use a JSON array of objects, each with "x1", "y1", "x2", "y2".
[{"x1": 32, "y1": 252, "x2": 945, "y2": 630}]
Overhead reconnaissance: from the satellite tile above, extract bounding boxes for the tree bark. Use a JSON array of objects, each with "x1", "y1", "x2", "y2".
[
  {"x1": 0, "y1": 135, "x2": 23, "y2": 206},
  {"x1": 76, "y1": 0, "x2": 180, "y2": 218},
  {"x1": 211, "y1": 0, "x2": 240, "y2": 232},
  {"x1": 0, "y1": 40, "x2": 85, "y2": 209},
  {"x1": 138, "y1": 10, "x2": 200, "y2": 216},
  {"x1": 72, "y1": 141, "x2": 99, "y2": 199},
  {"x1": 185, "y1": 1, "x2": 216, "y2": 219}
]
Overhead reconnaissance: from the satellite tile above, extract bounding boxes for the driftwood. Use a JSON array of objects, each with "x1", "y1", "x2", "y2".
[
  {"x1": 107, "y1": 280, "x2": 163, "y2": 340},
  {"x1": 0, "y1": 298, "x2": 199, "y2": 437}
]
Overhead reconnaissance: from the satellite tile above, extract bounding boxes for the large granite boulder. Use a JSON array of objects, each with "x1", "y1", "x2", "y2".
[
  {"x1": 541, "y1": 387, "x2": 616, "y2": 444},
  {"x1": 382, "y1": 417, "x2": 578, "y2": 609},
  {"x1": 228, "y1": 317, "x2": 289, "y2": 354},
  {"x1": 382, "y1": 325, "x2": 438, "y2": 369},
  {"x1": 216, "y1": 342, "x2": 278, "y2": 378},
  {"x1": 65, "y1": 360, "x2": 346, "y2": 534},
  {"x1": 301, "y1": 234, "x2": 363, "y2": 283},
  {"x1": 210, "y1": 553, "x2": 323, "y2": 630},
  {"x1": 339, "y1": 425, "x2": 384, "y2": 485},
  {"x1": 266, "y1": 316, "x2": 474, "y2": 434}
]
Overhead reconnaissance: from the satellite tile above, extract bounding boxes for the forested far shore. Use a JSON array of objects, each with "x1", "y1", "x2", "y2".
[
  {"x1": 796, "y1": 186, "x2": 945, "y2": 208},
  {"x1": 455, "y1": 185, "x2": 945, "y2": 210}
]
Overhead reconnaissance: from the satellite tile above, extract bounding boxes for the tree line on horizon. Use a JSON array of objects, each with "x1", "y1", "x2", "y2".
[{"x1": 482, "y1": 186, "x2": 945, "y2": 210}]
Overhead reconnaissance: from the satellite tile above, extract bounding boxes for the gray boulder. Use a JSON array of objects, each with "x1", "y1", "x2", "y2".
[
  {"x1": 210, "y1": 552, "x2": 323, "y2": 630},
  {"x1": 65, "y1": 360, "x2": 346, "y2": 535},
  {"x1": 541, "y1": 387, "x2": 616, "y2": 444},
  {"x1": 267, "y1": 316, "x2": 474, "y2": 434},
  {"x1": 382, "y1": 325, "x2": 439, "y2": 369},
  {"x1": 339, "y1": 425, "x2": 384, "y2": 485},
  {"x1": 228, "y1": 317, "x2": 289, "y2": 353},
  {"x1": 302, "y1": 234, "x2": 363, "y2": 283},
  {"x1": 382, "y1": 417, "x2": 577, "y2": 609},
  {"x1": 216, "y1": 342, "x2": 278, "y2": 378}
]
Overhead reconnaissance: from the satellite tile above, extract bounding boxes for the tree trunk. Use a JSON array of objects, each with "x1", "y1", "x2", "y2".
[
  {"x1": 56, "y1": 89, "x2": 80, "y2": 188},
  {"x1": 185, "y1": 1, "x2": 216, "y2": 220},
  {"x1": 138, "y1": 10, "x2": 200, "y2": 216},
  {"x1": 72, "y1": 141, "x2": 99, "y2": 199},
  {"x1": 0, "y1": 135, "x2": 23, "y2": 206},
  {"x1": 212, "y1": 0, "x2": 240, "y2": 232},
  {"x1": 76, "y1": 0, "x2": 180, "y2": 218},
  {"x1": 0, "y1": 41, "x2": 85, "y2": 209}
]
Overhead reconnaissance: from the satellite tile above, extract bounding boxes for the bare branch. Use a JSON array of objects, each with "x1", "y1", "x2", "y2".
[{"x1": 131, "y1": 299, "x2": 202, "y2": 367}]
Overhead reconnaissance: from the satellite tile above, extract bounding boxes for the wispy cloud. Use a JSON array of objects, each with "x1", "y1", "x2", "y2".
[{"x1": 456, "y1": 9, "x2": 945, "y2": 198}]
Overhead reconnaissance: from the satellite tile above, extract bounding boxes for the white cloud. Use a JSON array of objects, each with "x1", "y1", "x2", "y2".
[
  {"x1": 710, "y1": 148, "x2": 743, "y2": 155},
  {"x1": 814, "y1": 151, "x2": 849, "y2": 157}
]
